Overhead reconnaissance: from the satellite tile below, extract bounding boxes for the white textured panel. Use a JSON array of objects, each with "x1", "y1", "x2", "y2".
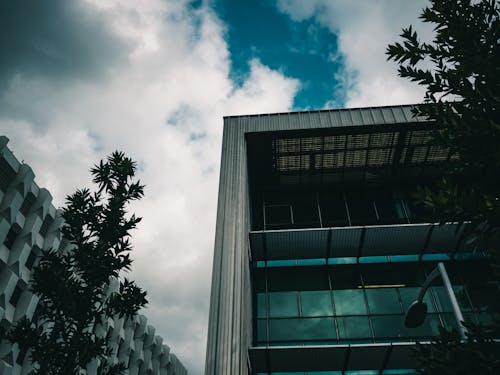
[{"x1": 0, "y1": 137, "x2": 186, "y2": 375}]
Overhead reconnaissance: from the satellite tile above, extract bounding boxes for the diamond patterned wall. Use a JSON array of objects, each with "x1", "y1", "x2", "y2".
[{"x1": 0, "y1": 136, "x2": 186, "y2": 375}]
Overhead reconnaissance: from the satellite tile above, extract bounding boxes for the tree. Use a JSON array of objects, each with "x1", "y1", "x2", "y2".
[
  {"x1": 7, "y1": 152, "x2": 148, "y2": 375},
  {"x1": 387, "y1": 1, "x2": 500, "y2": 373},
  {"x1": 413, "y1": 323, "x2": 500, "y2": 375},
  {"x1": 386, "y1": 0, "x2": 500, "y2": 240}
]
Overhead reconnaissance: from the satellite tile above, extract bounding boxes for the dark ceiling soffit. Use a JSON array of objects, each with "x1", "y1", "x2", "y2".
[{"x1": 248, "y1": 342, "x2": 418, "y2": 373}]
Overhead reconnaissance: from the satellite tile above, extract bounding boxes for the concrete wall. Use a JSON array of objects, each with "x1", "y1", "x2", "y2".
[{"x1": 0, "y1": 136, "x2": 186, "y2": 375}]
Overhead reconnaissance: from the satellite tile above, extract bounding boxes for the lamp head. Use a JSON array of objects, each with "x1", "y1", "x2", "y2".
[{"x1": 404, "y1": 300, "x2": 427, "y2": 328}]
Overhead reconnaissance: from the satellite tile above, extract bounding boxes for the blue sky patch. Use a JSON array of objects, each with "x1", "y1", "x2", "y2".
[{"x1": 213, "y1": 0, "x2": 347, "y2": 110}]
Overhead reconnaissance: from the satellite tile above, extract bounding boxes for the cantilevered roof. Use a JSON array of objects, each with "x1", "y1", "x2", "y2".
[
  {"x1": 249, "y1": 222, "x2": 478, "y2": 261},
  {"x1": 225, "y1": 104, "x2": 428, "y2": 127},
  {"x1": 243, "y1": 106, "x2": 455, "y2": 187}
]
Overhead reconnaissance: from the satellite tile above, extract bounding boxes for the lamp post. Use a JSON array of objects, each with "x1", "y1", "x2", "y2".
[{"x1": 404, "y1": 262, "x2": 467, "y2": 340}]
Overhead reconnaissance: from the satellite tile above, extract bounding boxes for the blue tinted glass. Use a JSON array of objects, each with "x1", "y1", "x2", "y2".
[
  {"x1": 467, "y1": 285, "x2": 500, "y2": 312},
  {"x1": 333, "y1": 290, "x2": 367, "y2": 315},
  {"x1": 328, "y1": 257, "x2": 357, "y2": 265},
  {"x1": 257, "y1": 319, "x2": 267, "y2": 342},
  {"x1": 301, "y1": 291, "x2": 333, "y2": 317},
  {"x1": 389, "y1": 255, "x2": 419, "y2": 262},
  {"x1": 257, "y1": 292, "x2": 267, "y2": 318},
  {"x1": 402, "y1": 313, "x2": 442, "y2": 337},
  {"x1": 399, "y1": 287, "x2": 436, "y2": 313},
  {"x1": 371, "y1": 315, "x2": 405, "y2": 339},
  {"x1": 269, "y1": 292, "x2": 299, "y2": 317},
  {"x1": 382, "y1": 370, "x2": 416, "y2": 374},
  {"x1": 267, "y1": 260, "x2": 297, "y2": 267},
  {"x1": 268, "y1": 317, "x2": 336, "y2": 341},
  {"x1": 359, "y1": 256, "x2": 389, "y2": 263},
  {"x1": 431, "y1": 286, "x2": 471, "y2": 312},
  {"x1": 365, "y1": 288, "x2": 401, "y2": 314},
  {"x1": 337, "y1": 316, "x2": 372, "y2": 339},
  {"x1": 421, "y1": 253, "x2": 451, "y2": 261},
  {"x1": 297, "y1": 258, "x2": 326, "y2": 266}
]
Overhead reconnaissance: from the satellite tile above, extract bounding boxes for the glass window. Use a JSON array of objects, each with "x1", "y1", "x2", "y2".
[
  {"x1": 365, "y1": 288, "x2": 401, "y2": 314},
  {"x1": 257, "y1": 319, "x2": 267, "y2": 342},
  {"x1": 319, "y1": 192, "x2": 349, "y2": 227},
  {"x1": 333, "y1": 290, "x2": 367, "y2": 315},
  {"x1": 399, "y1": 287, "x2": 436, "y2": 313},
  {"x1": 268, "y1": 317, "x2": 336, "y2": 341},
  {"x1": 467, "y1": 285, "x2": 500, "y2": 313},
  {"x1": 431, "y1": 286, "x2": 472, "y2": 313},
  {"x1": 269, "y1": 292, "x2": 299, "y2": 317},
  {"x1": 371, "y1": 315, "x2": 405, "y2": 339},
  {"x1": 346, "y1": 191, "x2": 377, "y2": 225},
  {"x1": 257, "y1": 293, "x2": 267, "y2": 318},
  {"x1": 301, "y1": 291, "x2": 333, "y2": 317},
  {"x1": 402, "y1": 313, "x2": 442, "y2": 337},
  {"x1": 337, "y1": 316, "x2": 372, "y2": 339},
  {"x1": 374, "y1": 190, "x2": 401, "y2": 224},
  {"x1": 265, "y1": 205, "x2": 292, "y2": 227},
  {"x1": 292, "y1": 193, "x2": 320, "y2": 227}
]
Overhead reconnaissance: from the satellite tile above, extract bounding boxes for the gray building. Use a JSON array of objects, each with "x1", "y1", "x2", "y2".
[
  {"x1": 0, "y1": 136, "x2": 187, "y2": 375},
  {"x1": 205, "y1": 105, "x2": 499, "y2": 374}
]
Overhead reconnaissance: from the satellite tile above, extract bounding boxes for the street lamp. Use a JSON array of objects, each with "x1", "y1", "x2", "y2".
[{"x1": 404, "y1": 262, "x2": 467, "y2": 340}]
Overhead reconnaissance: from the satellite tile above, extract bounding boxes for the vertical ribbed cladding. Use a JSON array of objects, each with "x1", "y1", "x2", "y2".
[
  {"x1": 204, "y1": 104, "x2": 426, "y2": 375},
  {"x1": 204, "y1": 115, "x2": 255, "y2": 375}
]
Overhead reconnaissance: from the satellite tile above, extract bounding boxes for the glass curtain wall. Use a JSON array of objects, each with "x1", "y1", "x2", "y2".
[
  {"x1": 255, "y1": 187, "x2": 435, "y2": 231},
  {"x1": 253, "y1": 261, "x2": 500, "y2": 346}
]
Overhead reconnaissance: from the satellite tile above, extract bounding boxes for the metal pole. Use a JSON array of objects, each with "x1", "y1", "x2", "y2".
[{"x1": 437, "y1": 262, "x2": 467, "y2": 340}]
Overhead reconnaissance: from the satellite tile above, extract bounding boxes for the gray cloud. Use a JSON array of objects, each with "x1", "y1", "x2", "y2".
[
  {"x1": 0, "y1": 0, "x2": 129, "y2": 91},
  {"x1": 0, "y1": 1, "x2": 299, "y2": 373}
]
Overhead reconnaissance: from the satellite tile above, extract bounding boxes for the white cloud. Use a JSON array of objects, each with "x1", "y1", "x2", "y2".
[
  {"x1": 0, "y1": 1, "x2": 299, "y2": 374},
  {"x1": 276, "y1": 0, "x2": 433, "y2": 107}
]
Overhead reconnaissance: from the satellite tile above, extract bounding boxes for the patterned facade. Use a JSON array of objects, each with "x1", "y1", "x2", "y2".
[{"x1": 0, "y1": 136, "x2": 186, "y2": 375}]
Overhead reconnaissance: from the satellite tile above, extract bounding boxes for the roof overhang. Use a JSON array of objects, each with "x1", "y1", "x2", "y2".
[
  {"x1": 249, "y1": 222, "x2": 478, "y2": 261},
  {"x1": 249, "y1": 342, "x2": 420, "y2": 373}
]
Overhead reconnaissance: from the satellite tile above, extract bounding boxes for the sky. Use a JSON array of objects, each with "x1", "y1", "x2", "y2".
[{"x1": 0, "y1": 1, "x2": 431, "y2": 373}]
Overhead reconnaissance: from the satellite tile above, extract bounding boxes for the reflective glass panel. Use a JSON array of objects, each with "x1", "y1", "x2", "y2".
[
  {"x1": 337, "y1": 316, "x2": 372, "y2": 339},
  {"x1": 399, "y1": 287, "x2": 436, "y2": 313},
  {"x1": 268, "y1": 317, "x2": 336, "y2": 341},
  {"x1": 467, "y1": 285, "x2": 500, "y2": 313},
  {"x1": 371, "y1": 315, "x2": 405, "y2": 339},
  {"x1": 269, "y1": 292, "x2": 299, "y2": 317},
  {"x1": 402, "y1": 313, "x2": 442, "y2": 337},
  {"x1": 257, "y1": 292, "x2": 267, "y2": 318},
  {"x1": 333, "y1": 290, "x2": 367, "y2": 315},
  {"x1": 257, "y1": 319, "x2": 267, "y2": 342},
  {"x1": 301, "y1": 291, "x2": 333, "y2": 317},
  {"x1": 365, "y1": 288, "x2": 401, "y2": 314},
  {"x1": 431, "y1": 286, "x2": 471, "y2": 312}
]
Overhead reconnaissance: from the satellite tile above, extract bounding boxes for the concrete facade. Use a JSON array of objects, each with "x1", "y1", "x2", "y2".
[{"x1": 0, "y1": 136, "x2": 186, "y2": 375}]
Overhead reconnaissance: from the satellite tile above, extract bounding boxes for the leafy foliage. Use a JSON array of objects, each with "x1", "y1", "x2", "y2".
[
  {"x1": 387, "y1": 0, "x2": 500, "y2": 241},
  {"x1": 387, "y1": 0, "x2": 500, "y2": 373},
  {"x1": 7, "y1": 152, "x2": 147, "y2": 375},
  {"x1": 414, "y1": 323, "x2": 500, "y2": 375}
]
